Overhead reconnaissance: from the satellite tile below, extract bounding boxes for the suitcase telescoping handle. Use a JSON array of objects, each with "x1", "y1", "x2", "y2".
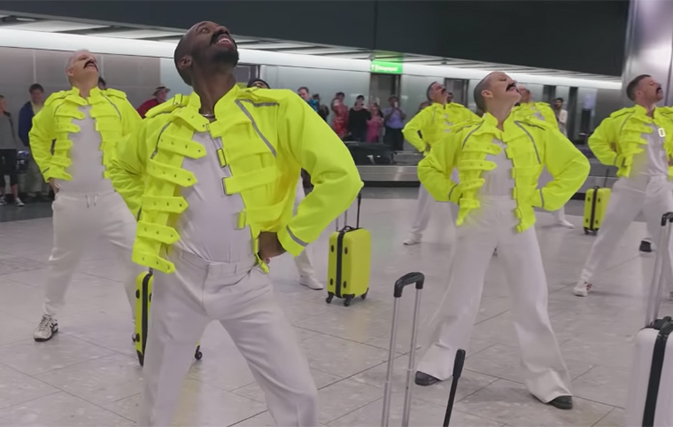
[
  {"x1": 335, "y1": 192, "x2": 363, "y2": 231},
  {"x1": 442, "y1": 349, "x2": 466, "y2": 427},
  {"x1": 646, "y1": 212, "x2": 673, "y2": 327},
  {"x1": 381, "y1": 272, "x2": 425, "y2": 427}
]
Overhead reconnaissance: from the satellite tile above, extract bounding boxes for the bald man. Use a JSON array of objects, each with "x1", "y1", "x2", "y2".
[
  {"x1": 415, "y1": 72, "x2": 588, "y2": 410},
  {"x1": 513, "y1": 85, "x2": 575, "y2": 228},
  {"x1": 29, "y1": 50, "x2": 143, "y2": 342}
]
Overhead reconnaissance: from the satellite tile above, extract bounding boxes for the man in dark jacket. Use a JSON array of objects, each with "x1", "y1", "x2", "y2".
[{"x1": 18, "y1": 83, "x2": 49, "y2": 200}]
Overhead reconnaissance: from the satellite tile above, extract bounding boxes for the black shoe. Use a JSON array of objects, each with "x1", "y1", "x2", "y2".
[
  {"x1": 414, "y1": 371, "x2": 440, "y2": 386},
  {"x1": 548, "y1": 395, "x2": 573, "y2": 410},
  {"x1": 640, "y1": 240, "x2": 652, "y2": 253}
]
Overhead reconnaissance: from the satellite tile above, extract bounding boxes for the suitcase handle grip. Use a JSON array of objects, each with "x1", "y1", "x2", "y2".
[
  {"x1": 394, "y1": 272, "x2": 424, "y2": 298},
  {"x1": 661, "y1": 211, "x2": 673, "y2": 226}
]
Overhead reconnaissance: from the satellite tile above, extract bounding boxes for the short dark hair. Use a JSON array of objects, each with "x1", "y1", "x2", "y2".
[
  {"x1": 98, "y1": 76, "x2": 106, "y2": 87},
  {"x1": 29, "y1": 83, "x2": 44, "y2": 93},
  {"x1": 298, "y1": 86, "x2": 309, "y2": 93},
  {"x1": 336, "y1": 91, "x2": 345, "y2": 97},
  {"x1": 173, "y1": 34, "x2": 192, "y2": 86},
  {"x1": 426, "y1": 82, "x2": 438, "y2": 101},
  {"x1": 473, "y1": 74, "x2": 491, "y2": 112},
  {"x1": 356, "y1": 94, "x2": 364, "y2": 100},
  {"x1": 554, "y1": 97, "x2": 564, "y2": 103},
  {"x1": 626, "y1": 74, "x2": 650, "y2": 101}
]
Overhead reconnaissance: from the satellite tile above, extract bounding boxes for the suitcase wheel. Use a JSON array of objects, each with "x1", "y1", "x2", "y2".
[
  {"x1": 137, "y1": 350, "x2": 144, "y2": 367},
  {"x1": 360, "y1": 290, "x2": 368, "y2": 300},
  {"x1": 194, "y1": 346, "x2": 203, "y2": 361},
  {"x1": 344, "y1": 297, "x2": 352, "y2": 307},
  {"x1": 583, "y1": 228, "x2": 589, "y2": 235},
  {"x1": 326, "y1": 294, "x2": 334, "y2": 304}
]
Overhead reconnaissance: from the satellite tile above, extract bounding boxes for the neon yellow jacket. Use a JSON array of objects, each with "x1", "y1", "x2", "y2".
[
  {"x1": 402, "y1": 102, "x2": 478, "y2": 154},
  {"x1": 589, "y1": 105, "x2": 673, "y2": 178},
  {"x1": 29, "y1": 87, "x2": 141, "y2": 182},
  {"x1": 419, "y1": 113, "x2": 590, "y2": 232},
  {"x1": 109, "y1": 86, "x2": 363, "y2": 274},
  {"x1": 512, "y1": 102, "x2": 558, "y2": 126}
]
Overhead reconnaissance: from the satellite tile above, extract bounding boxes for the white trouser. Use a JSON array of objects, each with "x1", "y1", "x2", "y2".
[
  {"x1": 580, "y1": 176, "x2": 673, "y2": 284},
  {"x1": 551, "y1": 206, "x2": 567, "y2": 223},
  {"x1": 417, "y1": 196, "x2": 571, "y2": 403},
  {"x1": 293, "y1": 181, "x2": 315, "y2": 278},
  {"x1": 409, "y1": 183, "x2": 433, "y2": 238},
  {"x1": 43, "y1": 190, "x2": 140, "y2": 317},
  {"x1": 139, "y1": 249, "x2": 318, "y2": 427}
]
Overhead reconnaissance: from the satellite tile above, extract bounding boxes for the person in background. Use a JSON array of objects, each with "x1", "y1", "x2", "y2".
[
  {"x1": 553, "y1": 97, "x2": 569, "y2": 136},
  {"x1": 446, "y1": 91, "x2": 454, "y2": 103},
  {"x1": 366, "y1": 103, "x2": 384, "y2": 143},
  {"x1": 19, "y1": 83, "x2": 50, "y2": 201},
  {"x1": 331, "y1": 91, "x2": 349, "y2": 139},
  {"x1": 0, "y1": 95, "x2": 23, "y2": 206},
  {"x1": 383, "y1": 95, "x2": 406, "y2": 150},
  {"x1": 247, "y1": 78, "x2": 325, "y2": 290},
  {"x1": 314, "y1": 94, "x2": 329, "y2": 122},
  {"x1": 97, "y1": 76, "x2": 107, "y2": 90},
  {"x1": 30, "y1": 49, "x2": 143, "y2": 341},
  {"x1": 348, "y1": 95, "x2": 371, "y2": 142},
  {"x1": 514, "y1": 85, "x2": 574, "y2": 229},
  {"x1": 415, "y1": 72, "x2": 587, "y2": 411},
  {"x1": 137, "y1": 85, "x2": 170, "y2": 118},
  {"x1": 402, "y1": 82, "x2": 477, "y2": 245},
  {"x1": 417, "y1": 100, "x2": 431, "y2": 113},
  {"x1": 574, "y1": 75, "x2": 673, "y2": 298},
  {"x1": 298, "y1": 86, "x2": 319, "y2": 112}
]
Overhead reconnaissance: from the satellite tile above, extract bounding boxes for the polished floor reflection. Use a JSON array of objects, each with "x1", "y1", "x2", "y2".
[{"x1": 0, "y1": 195, "x2": 664, "y2": 426}]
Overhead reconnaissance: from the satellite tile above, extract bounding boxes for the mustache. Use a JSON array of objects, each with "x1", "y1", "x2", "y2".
[
  {"x1": 506, "y1": 83, "x2": 517, "y2": 91},
  {"x1": 211, "y1": 30, "x2": 235, "y2": 47},
  {"x1": 84, "y1": 59, "x2": 97, "y2": 69}
]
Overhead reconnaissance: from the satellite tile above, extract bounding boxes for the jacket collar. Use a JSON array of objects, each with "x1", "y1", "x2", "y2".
[
  {"x1": 187, "y1": 85, "x2": 241, "y2": 117},
  {"x1": 64, "y1": 86, "x2": 103, "y2": 106}
]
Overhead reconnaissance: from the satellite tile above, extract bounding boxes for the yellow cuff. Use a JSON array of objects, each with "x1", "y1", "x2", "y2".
[
  {"x1": 448, "y1": 183, "x2": 461, "y2": 204},
  {"x1": 277, "y1": 225, "x2": 308, "y2": 257}
]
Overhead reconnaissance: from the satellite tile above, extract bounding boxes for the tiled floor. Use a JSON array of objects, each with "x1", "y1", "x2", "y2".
[{"x1": 0, "y1": 195, "x2": 668, "y2": 427}]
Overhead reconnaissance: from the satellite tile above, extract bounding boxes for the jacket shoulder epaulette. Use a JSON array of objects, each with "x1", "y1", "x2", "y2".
[
  {"x1": 103, "y1": 88, "x2": 128, "y2": 100},
  {"x1": 44, "y1": 90, "x2": 71, "y2": 107},
  {"x1": 240, "y1": 88, "x2": 295, "y2": 105},
  {"x1": 145, "y1": 94, "x2": 191, "y2": 119},
  {"x1": 521, "y1": 114, "x2": 552, "y2": 131},
  {"x1": 450, "y1": 118, "x2": 482, "y2": 134},
  {"x1": 609, "y1": 107, "x2": 635, "y2": 119}
]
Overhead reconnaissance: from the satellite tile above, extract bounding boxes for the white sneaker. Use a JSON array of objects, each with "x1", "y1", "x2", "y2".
[
  {"x1": 34, "y1": 315, "x2": 58, "y2": 342},
  {"x1": 573, "y1": 281, "x2": 592, "y2": 297},
  {"x1": 403, "y1": 235, "x2": 422, "y2": 246},
  {"x1": 14, "y1": 197, "x2": 24, "y2": 207},
  {"x1": 300, "y1": 276, "x2": 324, "y2": 290},
  {"x1": 555, "y1": 220, "x2": 575, "y2": 229}
]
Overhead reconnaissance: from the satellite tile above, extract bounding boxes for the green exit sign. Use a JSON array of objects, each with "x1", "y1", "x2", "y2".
[{"x1": 370, "y1": 61, "x2": 403, "y2": 74}]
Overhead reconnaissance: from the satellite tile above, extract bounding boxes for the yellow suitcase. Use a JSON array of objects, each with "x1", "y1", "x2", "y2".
[
  {"x1": 584, "y1": 186, "x2": 611, "y2": 235},
  {"x1": 134, "y1": 271, "x2": 203, "y2": 366},
  {"x1": 327, "y1": 194, "x2": 371, "y2": 306}
]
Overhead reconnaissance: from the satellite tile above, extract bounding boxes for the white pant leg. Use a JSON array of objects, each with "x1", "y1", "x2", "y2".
[
  {"x1": 417, "y1": 207, "x2": 497, "y2": 380},
  {"x1": 642, "y1": 178, "x2": 673, "y2": 293},
  {"x1": 98, "y1": 192, "x2": 144, "y2": 316},
  {"x1": 138, "y1": 258, "x2": 211, "y2": 427},
  {"x1": 409, "y1": 183, "x2": 433, "y2": 238},
  {"x1": 292, "y1": 181, "x2": 316, "y2": 279},
  {"x1": 498, "y1": 226, "x2": 572, "y2": 402},
  {"x1": 551, "y1": 206, "x2": 566, "y2": 222},
  {"x1": 580, "y1": 179, "x2": 644, "y2": 284},
  {"x1": 43, "y1": 193, "x2": 95, "y2": 316},
  {"x1": 218, "y1": 272, "x2": 318, "y2": 426}
]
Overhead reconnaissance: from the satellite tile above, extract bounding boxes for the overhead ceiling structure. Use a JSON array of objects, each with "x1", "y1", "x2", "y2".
[{"x1": 0, "y1": 13, "x2": 621, "y2": 84}]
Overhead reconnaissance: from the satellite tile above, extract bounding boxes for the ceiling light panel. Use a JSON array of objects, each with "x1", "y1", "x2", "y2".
[
  {"x1": 87, "y1": 29, "x2": 184, "y2": 39},
  {"x1": 3, "y1": 20, "x2": 108, "y2": 32}
]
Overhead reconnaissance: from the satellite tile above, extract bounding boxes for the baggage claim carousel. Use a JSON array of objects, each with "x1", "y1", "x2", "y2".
[{"x1": 355, "y1": 147, "x2": 617, "y2": 198}]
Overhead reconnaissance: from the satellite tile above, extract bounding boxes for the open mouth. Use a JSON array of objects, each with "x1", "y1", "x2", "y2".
[
  {"x1": 84, "y1": 59, "x2": 97, "y2": 70},
  {"x1": 211, "y1": 30, "x2": 234, "y2": 47},
  {"x1": 657, "y1": 86, "x2": 663, "y2": 93},
  {"x1": 506, "y1": 83, "x2": 518, "y2": 92}
]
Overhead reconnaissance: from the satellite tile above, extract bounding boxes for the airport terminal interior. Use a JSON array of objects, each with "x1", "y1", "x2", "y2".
[{"x1": 0, "y1": 1, "x2": 673, "y2": 426}]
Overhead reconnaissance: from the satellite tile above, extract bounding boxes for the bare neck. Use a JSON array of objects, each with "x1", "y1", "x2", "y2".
[
  {"x1": 73, "y1": 81, "x2": 97, "y2": 99},
  {"x1": 637, "y1": 100, "x2": 657, "y2": 118},
  {"x1": 193, "y1": 73, "x2": 237, "y2": 115},
  {"x1": 487, "y1": 103, "x2": 513, "y2": 130}
]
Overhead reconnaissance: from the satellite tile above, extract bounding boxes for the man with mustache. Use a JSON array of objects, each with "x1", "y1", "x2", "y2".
[
  {"x1": 514, "y1": 85, "x2": 575, "y2": 229},
  {"x1": 414, "y1": 72, "x2": 589, "y2": 410},
  {"x1": 29, "y1": 49, "x2": 143, "y2": 342},
  {"x1": 110, "y1": 22, "x2": 361, "y2": 426},
  {"x1": 402, "y1": 81, "x2": 477, "y2": 245},
  {"x1": 574, "y1": 75, "x2": 673, "y2": 297}
]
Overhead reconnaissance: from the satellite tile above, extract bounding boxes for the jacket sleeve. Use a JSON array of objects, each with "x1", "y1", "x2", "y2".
[
  {"x1": 402, "y1": 108, "x2": 430, "y2": 152},
  {"x1": 28, "y1": 104, "x2": 56, "y2": 181},
  {"x1": 540, "y1": 104, "x2": 559, "y2": 126},
  {"x1": 277, "y1": 94, "x2": 363, "y2": 256},
  {"x1": 417, "y1": 131, "x2": 460, "y2": 203},
  {"x1": 18, "y1": 104, "x2": 31, "y2": 147},
  {"x1": 120, "y1": 99, "x2": 143, "y2": 138},
  {"x1": 532, "y1": 127, "x2": 590, "y2": 211},
  {"x1": 109, "y1": 119, "x2": 150, "y2": 217},
  {"x1": 588, "y1": 117, "x2": 618, "y2": 166}
]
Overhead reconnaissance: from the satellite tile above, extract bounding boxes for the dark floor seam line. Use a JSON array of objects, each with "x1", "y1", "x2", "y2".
[
  {"x1": 227, "y1": 409, "x2": 269, "y2": 427},
  {"x1": 0, "y1": 389, "x2": 61, "y2": 412},
  {"x1": 591, "y1": 407, "x2": 617, "y2": 427}
]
